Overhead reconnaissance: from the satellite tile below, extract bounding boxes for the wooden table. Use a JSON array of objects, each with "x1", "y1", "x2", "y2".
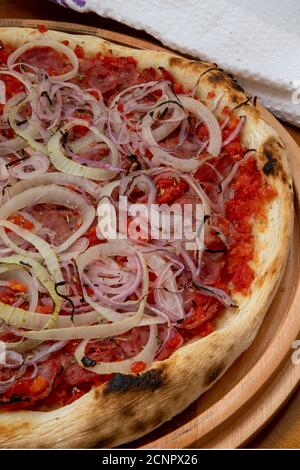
[{"x1": 1, "y1": 0, "x2": 300, "y2": 449}]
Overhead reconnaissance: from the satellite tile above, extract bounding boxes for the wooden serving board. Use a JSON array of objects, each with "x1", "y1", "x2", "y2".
[{"x1": 1, "y1": 19, "x2": 300, "y2": 449}]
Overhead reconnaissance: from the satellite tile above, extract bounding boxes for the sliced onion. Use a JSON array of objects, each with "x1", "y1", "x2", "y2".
[
  {"x1": 145, "y1": 253, "x2": 184, "y2": 321},
  {"x1": 58, "y1": 237, "x2": 89, "y2": 262},
  {"x1": 0, "y1": 254, "x2": 63, "y2": 328},
  {"x1": 7, "y1": 172, "x2": 100, "y2": 200},
  {"x1": 7, "y1": 39, "x2": 79, "y2": 82},
  {"x1": 9, "y1": 153, "x2": 49, "y2": 179},
  {"x1": 126, "y1": 174, "x2": 157, "y2": 203},
  {"x1": 0, "y1": 159, "x2": 9, "y2": 181},
  {"x1": 0, "y1": 184, "x2": 95, "y2": 255},
  {"x1": 178, "y1": 95, "x2": 222, "y2": 157},
  {"x1": 21, "y1": 243, "x2": 149, "y2": 340},
  {"x1": 8, "y1": 93, "x2": 48, "y2": 155},
  {"x1": 0, "y1": 70, "x2": 31, "y2": 94},
  {"x1": 142, "y1": 121, "x2": 200, "y2": 172},
  {"x1": 75, "y1": 324, "x2": 157, "y2": 375},
  {"x1": 0, "y1": 80, "x2": 6, "y2": 105},
  {"x1": 48, "y1": 120, "x2": 119, "y2": 181},
  {"x1": 222, "y1": 116, "x2": 246, "y2": 147},
  {"x1": 0, "y1": 221, "x2": 64, "y2": 291},
  {"x1": 0, "y1": 265, "x2": 38, "y2": 312},
  {"x1": 220, "y1": 150, "x2": 256, "y2": 209},
  {"x1": 192, "y1": 281, "x2": 237, "y2": 307},
  {"x1": 76, "y1": 241, "x2": 148, "y2": 322},
  {"x1": 25, "y1": 341, "x2": 67, "y2": 364},
  {"x1": 0, "y1": 303, "x2": 163, "y2": 331}
]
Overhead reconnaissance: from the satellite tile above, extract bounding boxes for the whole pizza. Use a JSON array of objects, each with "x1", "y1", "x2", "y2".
[{"x1": 0, "y1": 26, "x2": 293, "y2": 448}]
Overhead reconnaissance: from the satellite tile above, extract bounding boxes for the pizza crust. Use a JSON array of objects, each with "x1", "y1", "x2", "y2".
[{"x1": 0, "y1": 27, "x2": 293, "y2": 448}]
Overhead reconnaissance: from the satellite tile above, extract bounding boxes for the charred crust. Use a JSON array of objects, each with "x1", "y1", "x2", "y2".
[
  {"x1": 263, "y1": 158, "x2": 275, "y2": 176},
  {"x1": 262, "y1": 137, "x2": 288, "y2": 182},
  {"x1": 207, "y1": 71, "x2": 224, "y2": 84},
  {"x1": 104, "y1": 369, "x2": 163, "y2": 393},
  {"x1": 206, "y1": 70, "x2": 244, "y2": 93},
  {"x1": 204, "y1": 364, "x2": 224, "y2": 385},
  {"x1": 230, "y1": 80, "x2": 244, "y2": 93}
]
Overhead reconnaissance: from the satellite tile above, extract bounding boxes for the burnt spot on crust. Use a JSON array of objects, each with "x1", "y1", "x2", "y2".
[
  {"x1": 168, "y1": 57, "x2": 245, "y2": 100},
  {"x1": 263, "y1": 158, "x2": 275, "y2": 176},
  {"x1": 104, "y1": 369, "x2": 163, "y2": 394},
  {"x1": 206, "y1": 70, "x2": 244, "y2": 93},
  {"x1": 263, "y1": 144, "x2": 277, "y2": 176},
  {"x1": 262, "y1": 137, "x2": 288, "y2": 183},
  {"x1": 207, "y1": 71, "x2": 224, "y2": 84},
  {"x1": 230, "y1": 79, "x2": 244, "y2": 93},
  {"x1": 204, "y1": 364, "x2": 224, "y2": 385}
]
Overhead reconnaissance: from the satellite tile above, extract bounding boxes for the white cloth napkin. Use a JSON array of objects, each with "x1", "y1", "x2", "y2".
[{"x1": 55, "y1": 0, "x2": 300, "y2": 126}]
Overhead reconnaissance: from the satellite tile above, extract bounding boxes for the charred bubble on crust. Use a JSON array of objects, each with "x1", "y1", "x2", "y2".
[
  {"x1": 104, "y1": 369, "x2": 163, "y2": 393},
  {"x1": 207, "y1": 71, "x2": 224, "y2": 84},
  {"x1": 204, "y1": 364, "x2": 224, "y2": 385},
  {"x1": 263, "y1": 148, "x2": 276, "y2": 176},
  {"x1": 262, "y1": 138, "x2": 287, "y2": 178},
  {"x1": 230, "y1": 79, "x2": 244, "y2": 93}
]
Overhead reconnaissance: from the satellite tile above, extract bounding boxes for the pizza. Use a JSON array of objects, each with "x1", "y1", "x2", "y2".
[{"x1": 0, "y1": 26, "x2": 293, "y2": 448}]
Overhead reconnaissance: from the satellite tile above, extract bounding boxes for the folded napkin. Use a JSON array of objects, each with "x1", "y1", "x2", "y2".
[{"x1": 52, "y1": 0, "x2": 300, "y2": 126}]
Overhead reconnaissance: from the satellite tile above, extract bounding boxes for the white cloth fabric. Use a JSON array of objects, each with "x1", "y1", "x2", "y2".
[{"x1": 57, "y1": 0, "x2": 300, "y2": 126}]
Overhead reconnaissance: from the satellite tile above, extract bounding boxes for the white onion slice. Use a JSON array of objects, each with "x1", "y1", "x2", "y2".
[
  {"x1": 0, "y1": 70, "x2": 31, "y2": 94},
  {"x1": 142, "y1": 121, "x2": 200, "y2": 172},
  {"x1": 9, "y1": 154, "x2": 49, "y2": 180},
  {"x1": 75, "y1": 324, "x2": 157, "y2": 375},
  {"x1": 58, "y1": 237, "x2": 89, "y2": 262},
  {"x1": 0, "y1": 184, "x2": 95, "y2": 255},
  {"x1": 7, "y1": 172, "x2": 100, "y2": 199},
  {"x1": 0, "y1": 80, "x2": 6, "y2": 105},
  {"x1": 145, "y1": 253, "x2": 184, "y2": 321},
  {"x1": 7, "y1": 39, "x2": 79, "y2": 82},
  {"x1": 0, "y1": 304, "x2": 163, "y2": 331},
  {"x1": 0, "y1": 266, "x2": 38, "y2": 312},
  {"x1": 8, "y1": 93, "x2": 48, "y2": 155},
  {"x1": 0, "y1": 221, "x2": 64, "y2": 292},
  {"x1": 178, "y1": 95, "x2": 222, "y2": 157},
  {"x1": 48, "y1": 120, "x2": 119, "y2": 181},
  {"x1": 76, "y1": 241, "x2": 148, "y2": 322},
  {"x1": 0, "y1": 254, "x2": 63, "y2": 328}
]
